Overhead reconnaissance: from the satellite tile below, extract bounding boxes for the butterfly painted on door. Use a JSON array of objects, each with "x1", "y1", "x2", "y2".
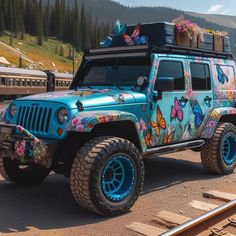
[
  {"x1": 216, "y1": 65, "x2": 229, "y2": 85},
  {"x1": 145, "y1": 130, "x2": 156, "y2": 146},
  {"x1": 190, "y1": 100, "x2": 204, "y2": 129},
  {"x1": 163, "y1": 127, "x2": 175, "y2": 145},
  {"x1": 170, "y1": 97, "x2": 184, "y2": 122},
  {"x1": 150, "y1": 107, "x2": 166, "y2": 136}
]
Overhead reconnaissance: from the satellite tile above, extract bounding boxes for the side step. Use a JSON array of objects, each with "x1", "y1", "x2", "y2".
[{"x1": 144, "y1": 140, "x2": 205, "y2": 156}]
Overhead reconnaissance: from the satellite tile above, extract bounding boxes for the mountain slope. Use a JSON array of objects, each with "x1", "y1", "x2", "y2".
[{"x1": 187, "y1": 12, "x2": 236, "y2": 29}]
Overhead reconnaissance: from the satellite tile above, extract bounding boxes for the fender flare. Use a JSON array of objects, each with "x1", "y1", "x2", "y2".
[
  {"x1": 66, "y1": 110, "x2": 147, "y2": 152},
  {"x1": 201, "y1": 107, "x2": 236, "y2": 139}
]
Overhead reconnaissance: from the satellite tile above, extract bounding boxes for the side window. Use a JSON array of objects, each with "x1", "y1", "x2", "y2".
[
  {"x1": 190, "y1": 63, "x2": 211, "y2": 91},
  {"x1": 157, "y1": 60, "x2": 185, "y2": 90},
  {"x1": 0, "y1": 77, "x2": 6, "y2": 86}
]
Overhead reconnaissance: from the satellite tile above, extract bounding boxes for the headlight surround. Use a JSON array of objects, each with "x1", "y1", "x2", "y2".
[
  {"x1": 57, "y1": 108, "x2": 69, "y2": 124},
  {"x1": 9, "y1": 103, "x2": 17, "y2": 118}
]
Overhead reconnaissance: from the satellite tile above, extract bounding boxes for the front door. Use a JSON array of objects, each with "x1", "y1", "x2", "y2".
[{"x1": 149, "y1": 57, "x2": 192, "y2": 147}]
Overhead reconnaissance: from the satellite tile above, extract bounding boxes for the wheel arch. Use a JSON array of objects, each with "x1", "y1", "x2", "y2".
[
  {"x1": 66, "y1": 111, "x2": 147, "y2": 153},
  {"x1": 201, "y1": 107, "x2": 236, "y2": 139}
]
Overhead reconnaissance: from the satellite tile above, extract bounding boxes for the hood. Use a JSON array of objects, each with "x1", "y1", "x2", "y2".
[{"x1": 17, "y1": 89, "x2": 147, "y2": 109}]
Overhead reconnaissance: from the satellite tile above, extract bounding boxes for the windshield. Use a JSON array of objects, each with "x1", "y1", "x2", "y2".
[{"x1": 75, "y1": 58, "x2": 150, "y2": 87}]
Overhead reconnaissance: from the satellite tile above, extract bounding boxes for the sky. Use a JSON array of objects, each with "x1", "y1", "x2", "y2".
[{"x1": 114, "y1": 0, "x2": 236, "y2": 16}]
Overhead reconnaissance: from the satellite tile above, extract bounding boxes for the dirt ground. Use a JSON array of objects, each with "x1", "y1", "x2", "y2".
[{"x1": 0, "y1": 150, "x2": 235, "y2": 236}]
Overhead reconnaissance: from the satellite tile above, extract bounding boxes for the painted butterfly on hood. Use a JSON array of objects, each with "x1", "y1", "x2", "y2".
[
  {"x1": 190, "y1": 100, "x2": 204, "y2": 129},
  {"x1": 170, "y1": 97, "x2": 184, "y2": 122},
  {"x1": 216, "y1": 65, "x2": 229, "y2": 85}
]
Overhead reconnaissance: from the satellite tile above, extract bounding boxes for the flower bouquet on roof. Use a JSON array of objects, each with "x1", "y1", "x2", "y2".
[{"x1": 172, "y1": 16, "x2": 204, "y2": 48}]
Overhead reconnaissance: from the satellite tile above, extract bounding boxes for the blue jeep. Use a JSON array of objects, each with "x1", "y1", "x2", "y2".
[{"x1": 0, "y1": 45, "x2": 236, "y2": 216}]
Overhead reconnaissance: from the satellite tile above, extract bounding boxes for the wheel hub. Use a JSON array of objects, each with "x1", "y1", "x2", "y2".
[
  {"x1": 101, "y1": 155, "x2": 136, "y2": 202},
  {"x1": 222, "y1": 133, "x2": 236, "y2": 166}
]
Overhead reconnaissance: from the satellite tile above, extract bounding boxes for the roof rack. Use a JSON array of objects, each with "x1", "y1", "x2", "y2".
[
  {"x1": 153, "y1": 45, "x2": 234, "y2": 60},
  {"x1": 84, "y1": 44, "x2": 234, "y2": 60}
]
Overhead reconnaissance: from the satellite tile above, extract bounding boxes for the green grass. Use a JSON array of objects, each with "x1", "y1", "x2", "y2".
[{"x1": 0, "y1": 32, "x2": 82, "y2": 73}]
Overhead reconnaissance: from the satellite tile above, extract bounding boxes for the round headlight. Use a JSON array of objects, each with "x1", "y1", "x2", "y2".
[
  {"x1": 57, "y1": 108, "x2": 68, "y2": 124},
  {"x1": 9, "y1": 104, "x2": 17, "y2": 118}
]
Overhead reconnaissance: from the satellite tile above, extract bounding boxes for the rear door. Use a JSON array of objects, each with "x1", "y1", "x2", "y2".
[{"x1": 187, "y1": 59, "x2": 213, "y2": 138}]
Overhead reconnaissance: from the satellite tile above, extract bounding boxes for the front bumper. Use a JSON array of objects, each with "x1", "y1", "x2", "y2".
[{"x1": 0, "y1": 123, "x2": 56, "y2": 168}]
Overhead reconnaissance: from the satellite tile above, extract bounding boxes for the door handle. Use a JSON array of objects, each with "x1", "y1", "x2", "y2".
[
  {"x1": 204, "y1": 96, "x2": 212, "y2": 102},
  {"x1": 179, "y1": 96, "x2": 188, "y2": 104}
]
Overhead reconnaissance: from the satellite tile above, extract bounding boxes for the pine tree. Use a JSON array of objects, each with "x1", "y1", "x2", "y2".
[
  {"x1": 43, "y1": 0, "x2": 51, "y2": 41},
  {"x1": 0, "y1": 1, "x2": 5, "y2": 35},
  {"x1": 36, "y1": 0, "x2": 44, "y2": 46},
  {"x1": 73, "y1": 0, "x2": 80, "y2": 50},
  {"x1": 19, "y1": 0, "x2": 25, "y2": 40},
  {"x1": 0, "y1": 13, "x2": 5, "y2": 35}
]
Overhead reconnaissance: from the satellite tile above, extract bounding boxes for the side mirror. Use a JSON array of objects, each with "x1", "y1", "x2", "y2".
[
  {"x1": 155, "y1": 77, "x2": 174, "y2": 92},
  {"x1": 137, "y1": 76, "x2": 148, "y2": 87}
]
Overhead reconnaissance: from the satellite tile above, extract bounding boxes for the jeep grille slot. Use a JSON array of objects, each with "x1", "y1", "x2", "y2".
[{"x1": 16, "y1": 106, "x2": 52, "y2": 134}]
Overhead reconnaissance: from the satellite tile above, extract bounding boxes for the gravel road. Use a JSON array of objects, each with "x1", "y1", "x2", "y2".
[{"x1": 0, "y1": 150, "x2": 235, "y2": 236}]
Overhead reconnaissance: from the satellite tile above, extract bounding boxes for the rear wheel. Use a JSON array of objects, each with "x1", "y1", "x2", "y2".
[
  {"x1": 201, "y1": 123, "x2": 236, "y2": 175},
  {"x1": 0, "y1": 157, "x2": 50, "y2": 186},
  {"x1": 70, "y1": 136, "x2": 144, "y2": 216}
]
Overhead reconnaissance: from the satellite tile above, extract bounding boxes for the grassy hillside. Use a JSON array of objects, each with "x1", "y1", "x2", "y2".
[{"x1": 0, "y1": 33, "x2": 82, "y2": 73}]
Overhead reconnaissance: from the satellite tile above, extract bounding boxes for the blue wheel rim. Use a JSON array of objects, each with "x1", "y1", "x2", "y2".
[
  {"x1": 101, "y1": 155, "x2": 136, "y2": 202},
  {"x1": 222, "y1": 132, "x2": 236, "y2": 166}
]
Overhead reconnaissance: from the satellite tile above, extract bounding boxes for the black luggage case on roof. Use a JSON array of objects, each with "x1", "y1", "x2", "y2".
[{"x1": 127, "y1": 22, "x2": 176, "y2": 47}]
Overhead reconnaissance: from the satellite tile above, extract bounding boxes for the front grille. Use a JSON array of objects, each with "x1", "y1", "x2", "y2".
[{"x1": 16, "y1": 105, "x2": 52, "y2": 134}]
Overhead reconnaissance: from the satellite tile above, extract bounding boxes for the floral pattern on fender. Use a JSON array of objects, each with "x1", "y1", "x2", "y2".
[{"x1": 66, "y1": 111, "x2": 147, "y2": 151}]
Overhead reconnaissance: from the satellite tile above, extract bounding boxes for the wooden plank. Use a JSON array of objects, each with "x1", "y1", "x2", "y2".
[
  {"x1": 203, "y1": 190, "x2": 236, "y2": 202},
  {"x1": 126, "y1": 222, "x2": 165, "y2": 236},
  {"x1": 153, "y1": 211, "x2": 192, "y2": 229},
  {"x1": 188, "y1": 200, "x2": 219, "y2": 211}
]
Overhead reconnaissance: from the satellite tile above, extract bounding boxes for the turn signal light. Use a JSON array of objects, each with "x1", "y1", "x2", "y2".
[{"x1": 57, "y1": 128, "x2": 63, "y2": 136}]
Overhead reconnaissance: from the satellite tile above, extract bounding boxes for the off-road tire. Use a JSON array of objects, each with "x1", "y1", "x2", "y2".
[
  {"x1": 0, "y1": 157, "x2": 50, "y2": 186},
  {"x1": 70, "y1": 136, "x2": 144, "y2": 216},
  {"x1": 201, "y1": 123, "x2": 236, "y2": 175}
]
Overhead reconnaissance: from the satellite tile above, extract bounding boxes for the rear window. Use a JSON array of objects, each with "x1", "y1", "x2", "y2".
[
  {"x1": 190, "y1": 63, "x2": 211, "y2": 91},
  {"x1": 214, "y1": 64, "x2": 236, "y2": 90}
]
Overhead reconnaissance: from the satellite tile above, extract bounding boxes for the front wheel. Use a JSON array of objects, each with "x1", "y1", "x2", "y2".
[
  {"x1": 201, "y1": 123, "x2": 236, "y2": 175},
  {"x1": 70, "y1": 136, "x2": 144, "y2": 216}
]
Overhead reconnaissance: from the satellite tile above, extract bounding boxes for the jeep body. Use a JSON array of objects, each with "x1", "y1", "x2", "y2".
[{"x1": 0, "y1": 45, "x2": 236, "y2": 216}]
